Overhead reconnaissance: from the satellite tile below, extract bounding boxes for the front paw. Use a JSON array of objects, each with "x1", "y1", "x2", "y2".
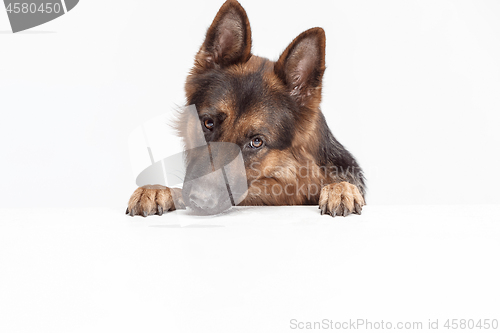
[
  {"x1": 126, "y1": 185, "x2": 184, "y2": 217},
  {"x1": 318, "y1": 182, "x2": 365, "y2": 217}
]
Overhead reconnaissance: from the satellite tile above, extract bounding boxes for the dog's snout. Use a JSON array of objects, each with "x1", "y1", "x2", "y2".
[
  {"x1": 189, "y1": 192, "x2": 217, "y2": 210},
  {"x1": 181, "y1": 142, "x2": 246, "y2": 215}
]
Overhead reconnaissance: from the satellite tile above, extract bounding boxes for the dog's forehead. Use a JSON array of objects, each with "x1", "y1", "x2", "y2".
[
  {"x1": 211, "y1": 58, "x2": 286, "y2": 118},
  {"x1": 215, "y1": 76, "x2": 289, "y2": 137}
]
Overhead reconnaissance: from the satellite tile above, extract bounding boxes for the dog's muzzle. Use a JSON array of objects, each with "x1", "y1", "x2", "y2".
[{"x1": 182, "y1": 142, "x2": 248, "y2": 215}]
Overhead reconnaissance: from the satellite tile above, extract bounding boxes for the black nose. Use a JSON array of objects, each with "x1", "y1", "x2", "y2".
[{"x1": 188, "y1": 191, "x2": 217, "y2": 210}]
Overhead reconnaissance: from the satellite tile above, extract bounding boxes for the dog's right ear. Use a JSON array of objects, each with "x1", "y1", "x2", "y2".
[{"x1": 193, "y1": 0, "x2": 252, "y2": 72}]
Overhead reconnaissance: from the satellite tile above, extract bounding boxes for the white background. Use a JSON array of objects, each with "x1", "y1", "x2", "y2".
[
  {"x1": 1, "y1": 2, "x2": 500, "y2": 333},
  {"x1": 1, "y1": 0, "x2": 499, "y2": 207}
]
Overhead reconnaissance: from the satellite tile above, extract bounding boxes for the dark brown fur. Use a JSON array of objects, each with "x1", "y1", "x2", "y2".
[{"x1": 127, "y1": 0, "x2": 365, "y2": 217}]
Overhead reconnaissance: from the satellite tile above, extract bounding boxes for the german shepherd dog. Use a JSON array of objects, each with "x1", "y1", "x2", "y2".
[{"x1": 126, "y1": 0, "x2": 366, "y2": 217}]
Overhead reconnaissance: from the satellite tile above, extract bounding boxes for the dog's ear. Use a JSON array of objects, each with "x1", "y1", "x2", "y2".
[
  {"x1": 275, "y1": 28, "x2": 326, "y2": 107},
  {"x1": 193, "y1": 0, "x2": 252, "y2": 72}
]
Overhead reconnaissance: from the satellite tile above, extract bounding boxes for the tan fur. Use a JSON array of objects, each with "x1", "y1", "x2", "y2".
[
  {"x1": 241, "y1": 149, "x2": 331, "y2": 206},
  {"x1": 127, "y1": 185, "x2": 184, "y2": 217}
]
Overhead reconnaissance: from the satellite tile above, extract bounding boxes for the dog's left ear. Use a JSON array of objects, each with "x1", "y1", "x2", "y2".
[
  {"x1": 275, "y1": 28, "x2": 326, "y2": 107},
  {"x1": 193, "y1": 0, "x2": 252, "y2": 72}
]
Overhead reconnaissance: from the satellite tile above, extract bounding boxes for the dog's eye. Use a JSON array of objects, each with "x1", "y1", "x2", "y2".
[
  {"x1": 250, "y1": 137, "x2": 264, "y2": 149},
  {"x1": 204, "y1": 118, "x2": 214, "y2": 130}
]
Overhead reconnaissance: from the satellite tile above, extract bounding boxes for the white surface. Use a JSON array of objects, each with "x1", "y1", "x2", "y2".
[
  {"x1": 1, "y1": 0, "x2": 500, "y2": 208},
  {"x1": 1, "y1": 205, "x2": 499, "y2": 333}
]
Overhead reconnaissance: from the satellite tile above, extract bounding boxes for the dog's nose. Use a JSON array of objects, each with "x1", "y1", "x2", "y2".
[{"x1": 189, "y1": 192, "x2": 217, "y2": 210}]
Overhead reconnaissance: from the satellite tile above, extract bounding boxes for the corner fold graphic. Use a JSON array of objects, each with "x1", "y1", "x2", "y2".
[
  {"x1": 3, "y1": 0, "x2": 79, "y2": 33},
  {"x1": 64, "y1": 0, "x2": 78, "y2": 12}
]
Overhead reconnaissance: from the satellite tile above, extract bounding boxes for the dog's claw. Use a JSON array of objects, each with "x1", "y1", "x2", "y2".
[
  {"x1": 354, "y1": 202, "x2": 362, "y2": 215},
  {"x1": 142, "y1": 211, "x2": 148, "y2": 217},
  {"x1": 343, "y1": 205, "x2": 349, "y2": 217},
  {"x1": 130, "y1": 208, "x2": 135, "y2": 217},
  {"x1": 331, "y1": 210, "x2": 336, "y2": 218},
  {"x1": 126, "y1": 207, "x2": 129, "y2": 215},
  {"x1": 320, "y1": 205, "x2": 326, "y2": 215},
  {"x1": 157, "y1": 205, "x2": 163, "y2": 216}
]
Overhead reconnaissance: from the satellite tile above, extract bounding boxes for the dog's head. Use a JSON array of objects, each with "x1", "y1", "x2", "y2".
[{"x1": 180, "y1": 0, "x2": 327, "y2": 213}]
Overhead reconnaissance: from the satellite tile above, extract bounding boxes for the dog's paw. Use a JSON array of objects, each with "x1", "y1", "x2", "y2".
[
  {"x1": 318, "y1": 182, "x2": 365, "y2": 217},
  {"x1": 126, "y1": 185, "x2": 184, "y2": 217}
]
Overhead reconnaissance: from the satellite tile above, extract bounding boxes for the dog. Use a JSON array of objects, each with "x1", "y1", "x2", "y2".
[{"x1": 126, "y1": 0, "x2": 366, "y2": 217}]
